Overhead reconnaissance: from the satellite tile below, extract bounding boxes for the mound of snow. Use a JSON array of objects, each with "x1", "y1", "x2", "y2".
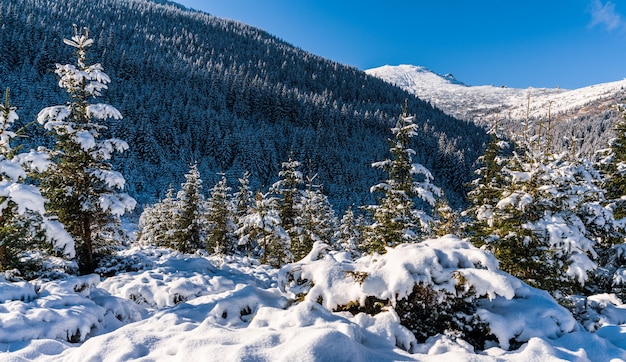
[
  {"x1": 2, "y1": 242, "x2": 626, "y2": 361},
  {"x1": 0, "y1": 274, "x2": 144, "y2": 343}
]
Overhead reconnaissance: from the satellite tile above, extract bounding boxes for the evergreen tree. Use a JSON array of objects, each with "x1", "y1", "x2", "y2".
[
  {"x1": 236, "y1": 191, "x2": 291, "y2": 267},
  {"x1": 37, "y1": 27, "x2": 135, "y2": 273},
  {"x1": 292, "y1": 174, "x2": 338, "y2": 259},
  {"x1": 206, "y1": 173, "x2": 235, "y2": 255},
  {"x1": 468, "y1": 121, "x2": 617, "y2": 295},
  {"x1": 232, "y1": 171, "x2": 254, "y2": 257},
  {"x1": 465, "y1": 123, "x2": 511, "y2": 242},
  {"x1": 0, "y1": 88, "x2": 74, "y2": 274},
  {"x1": 365, "y1": 106, "x2": 441, "y2": 254},
  {"x1": 171, "y1": 163, "x2": 207, "y2": 253},
  {"x1": 601, "y1": 106, "x2": 626, "y2": 220},
  {"x1": 137, "y1": 185, "x2": 177, "y2": 248},
  {"x1": 431, "y1": 196, "x2": 461, "y2": 237},
  {"x1": 337, "y1": 206, "x2": 362, "y2": 258},
  {"x1": 271, "y1": 157, "x2": 303, "y2": 243}
]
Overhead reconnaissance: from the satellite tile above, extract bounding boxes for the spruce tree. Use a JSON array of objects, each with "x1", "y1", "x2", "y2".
[
  {"x1": 37, "y1": 27, "x2": 135, "y2": 274},
  {"x1": 365, "y1": 106, "x2": 441, "y2": 254},
  {"x1": 601, "y1": 106, "x2": 626, "y2": 220},
  {"x1": 137, "y1": 185, "x2": 177, "y2": 248},
  {"x1": 337, "y1": 207, "x2": 362, "y2": 258},
  {"x1": 271, "y1": 157, "x2": 303, "y2": 243},
  {"x1": 232, "y1": 171, "x2": 254, "y2": 257},
  {"x1": 292, "y1": 174, "x2": 338, "y2": 259},
  {"x1": 206, "y1": 173, "x2": 235, "y2": 255},
  {"x1": 172, "y1": 163, "x2": 208, "y2": 253},
  {"x1": 468, "y1": 120, "x2": 616, "y2": 295},
  {"x1": 236, "y1": 191, "x2": 291, "y2": 267},
  {"x1": 0, "y1": 89, "x2": 74, "y2": 274}
]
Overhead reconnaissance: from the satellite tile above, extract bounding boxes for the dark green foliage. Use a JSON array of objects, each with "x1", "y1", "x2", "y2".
[
  {"x1": 271, "y1": 158, "x2": 303, "y2": 257},
  {"x1": 601, "y1": 107, "x2": 626, "y2": 220},
  {"x1": 365, "y1": 108, "x2": 441, "y2": 253},
  {"x1": 394, "y1": 283, "x2": 495, "y2": 350},
  {"x1": 292, "y1": 175, "x2": 338, "y2": 259},
  {"x1": 335, "y1": 282, "x2": 495, "y2": 351},
  {"x1": 171, "y1": 163, "x2": 207, "y2": 253},
  {"x1": 206, "y1": 173, "x2": 236, "y2": 255},
  {"x1": 238, "y1": 191, "x2": 291, "y2": 267}
]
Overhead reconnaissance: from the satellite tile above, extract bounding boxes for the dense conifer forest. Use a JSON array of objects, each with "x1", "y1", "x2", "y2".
[{"x1": 0, "y1": 0, "x2": 487, "y2": 211}]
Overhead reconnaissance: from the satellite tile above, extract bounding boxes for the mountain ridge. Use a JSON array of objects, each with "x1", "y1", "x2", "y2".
[{"x1": 366, "y1": 64, "x2": 626, "y2": 155}]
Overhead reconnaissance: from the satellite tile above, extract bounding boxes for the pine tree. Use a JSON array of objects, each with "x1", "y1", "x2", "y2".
[
  {"x1": 365, "y1": 106, "x2": 441, "y2": 254},
  {"x1": 431, "y1": 196, "x2": 461, "y2": 237},
  {"x1": 37, "y1": 27, "x2": 135, "y2": 273},
  {"x1": 465, "y1": 122, "x2": 511, "y2": 242},
  {"x1": 172, "y1": 163, "x2": 208, "y2": 253},
  {"x1": 590, "y1": 105, "x2": 626, "y2": 295},
  {"x1": 232, "y1": 171, "x2": 254, "y2": 257},
  {"x1": 271, "y1": 157, "x2": 303, "y2": 243},
  {"x1": 601, "y1": 106, "x2": 626, "y2": 220},
  {"x1": 468, "y1": 120, "x2": 616, "y2": 295},
  {"x1": 0, "y1": 88, "x2": 74, "y2": 274},
  {"x1": 337, "y1": 206, "x2": 362, "y2": 258},
  {"x1": 206, "y1": 173, "x2": 235, "y2": 255},
  {"x1": 292, "y1": 174, "x2": 338, "y2": 260},
  {"x1": 236, "y1": 191, "x2": 291, "y2": 267},
  {"x1": 137, "y1": 185, "x2": 177, "y2": 248}
]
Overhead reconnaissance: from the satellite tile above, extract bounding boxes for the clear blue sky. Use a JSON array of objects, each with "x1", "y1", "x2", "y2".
[{"x1": 174, "y1": 0, "x2": 626, "y2": 89}]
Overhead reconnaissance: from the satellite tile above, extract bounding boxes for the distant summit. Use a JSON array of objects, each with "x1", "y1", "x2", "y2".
[{"x1": 367, "y1": 64, "x2": 626, "y2": 155}]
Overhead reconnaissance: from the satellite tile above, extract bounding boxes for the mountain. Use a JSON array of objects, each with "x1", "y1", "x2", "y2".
[
  {"x1": 0, "y1": 0, "x2": 487, "y2": 210},
  {"x1": 367, "y1": 64, "x2": 626, "y2": 155}
]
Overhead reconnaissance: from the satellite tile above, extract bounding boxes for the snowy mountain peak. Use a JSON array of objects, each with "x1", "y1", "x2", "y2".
[
  {"x1": 366, "y1": 64, "x2": 626, "y2": 124},
  {"x1": 366, "y1": 64, "x2": 626, "y2": 155},
  {"x1": 367, "y1": 64, "x2": 466, "y2": 91}
]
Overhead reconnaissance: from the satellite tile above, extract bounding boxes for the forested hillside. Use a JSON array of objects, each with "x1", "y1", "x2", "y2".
[{"x1": 0, "y1": 0, "x2": 487, "y2": 210}]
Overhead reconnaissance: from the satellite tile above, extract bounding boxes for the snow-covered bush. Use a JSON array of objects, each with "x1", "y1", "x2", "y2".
[
  {"x1": 279, "y1": 236, "x2": 578, "y2": 351},
  {"x1": 0, "y1": 274, "x2": 144, "y2": 343}
]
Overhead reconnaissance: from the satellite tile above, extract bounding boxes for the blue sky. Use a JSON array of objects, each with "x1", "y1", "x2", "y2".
[{"x1": 175, "y1": 0, "x2": 626, "y2": 89}]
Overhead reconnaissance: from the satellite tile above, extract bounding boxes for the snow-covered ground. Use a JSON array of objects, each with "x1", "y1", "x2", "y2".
[
  {"x1": 366, "y1": 64, "x2": 626, "y2": 124},
  {"x1": 2, "y1": 236, "x2": 626, "y2": 361}
]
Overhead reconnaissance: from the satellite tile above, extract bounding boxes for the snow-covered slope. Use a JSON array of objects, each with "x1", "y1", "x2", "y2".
[
  {"x1": 2, "y1": 239, "x2": 626, "y2": 361},
  {"x1": 366, "y1": 64, "x2": 626, "y2": 125}
]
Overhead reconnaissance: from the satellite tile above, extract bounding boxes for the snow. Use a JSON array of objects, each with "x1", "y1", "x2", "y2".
[
  {"x1": 366, "y1": 64, "x2": 626, "y2": 124},
  {"x1": 2, "y1": 238, "x2": 626, "y2": 361}
]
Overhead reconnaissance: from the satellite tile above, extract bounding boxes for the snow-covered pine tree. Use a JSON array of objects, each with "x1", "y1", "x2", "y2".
[
  {"x1": 291, "y1": 174, "x2": 338, "y2": 260},
  {"x1": 364, "y1": 106, "x2": 441, "y2": 254},
  {"x1": 271, "y1": 157, "x2": 303, "y2": 244},
  {"x1": 171, "y1": 163, "x2": 208, "y2": 254},
  {"x1": 465, "y1": 122, "x2": 511, "y2": 243},
  {"x1": 206, "y1": 173, "x2": 236, "y2": 255},
  {"x1": 431, "y1": 195, "x2": 461, "y2": 237},
  {"x1": 236, "y1": 191, "x2": 291, "y2": 267},
  {"x1": 590, "y1": 105, "x2": 626, "y2": 296},
  {"x1": 232, "y1": 171, "x2": 254, "y2": 257},
  {"x1": 337, "y1": 206, "x2": 363, "y2": 258},
  {"x1": 600, "y1": 106, "x2": 626, "y2": 221},
  {"x1": 469, "y1": 121, "x2": 617, "y2": 295},
  {"x1": 0, "y1": 89, "x2": 74, "y2": 275},
  {"x1": 137, "y1": 185, "x2": 177, "y2": 248},
  {"x1": 36, "y1": 27, "x2": 135, "y2": 274}
]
